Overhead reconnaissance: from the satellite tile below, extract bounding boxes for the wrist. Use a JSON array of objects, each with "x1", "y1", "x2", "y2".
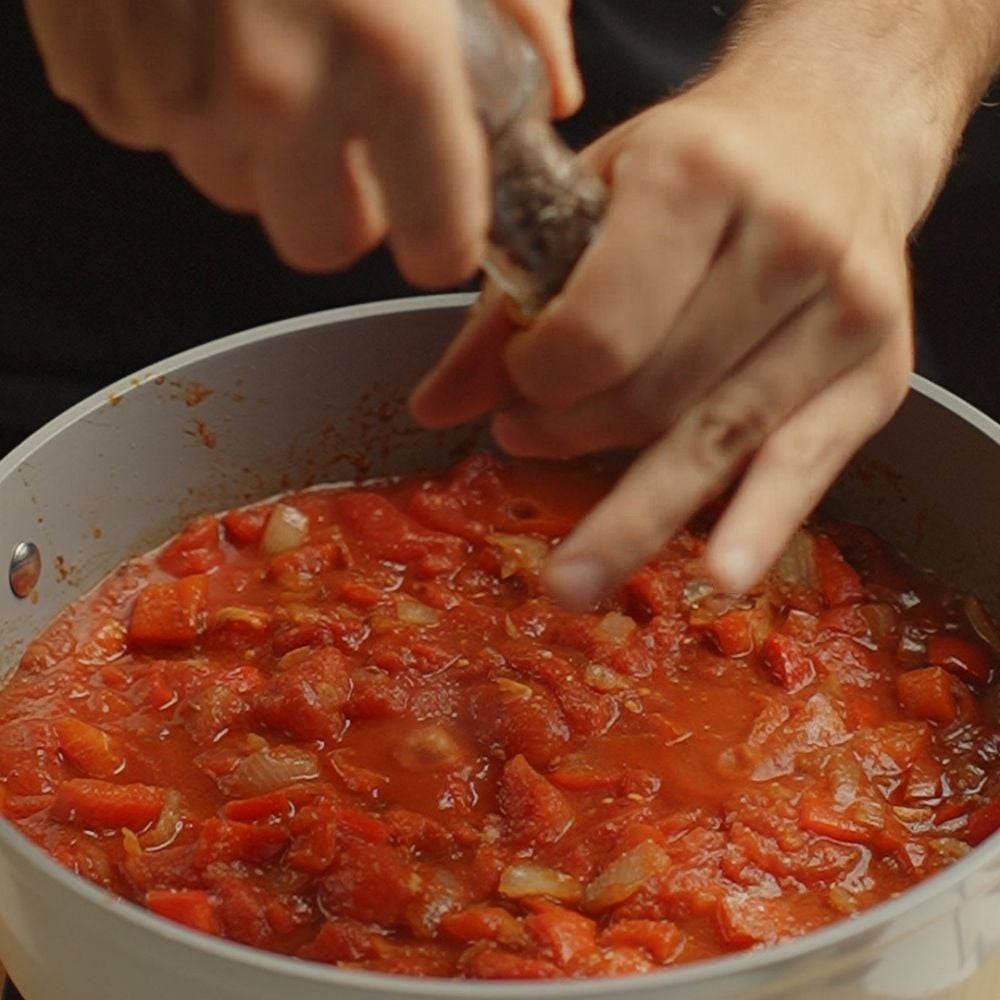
[{"x1": 707, "y1": 0, "x2": 1000, "y2": 234}]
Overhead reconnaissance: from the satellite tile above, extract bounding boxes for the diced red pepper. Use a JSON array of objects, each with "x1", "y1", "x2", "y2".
[
  {"x1": 193, "y1": 817, "x2": 290, "y2": 867},
  {"x1": 761, "y1": 632, "x2": 816, "y2": 692},
  {"x1": 222, "y1": 505, "x2": 272, "y2": 545},
  {"x1": 548, "y1": 762, "x2": 622, "y2": 791},
  {"x1": 966, "y1": 800, "x2": 1000, "y2": 846},
  {"x1": 896, "y1": 667, "x2": 957, "y2": 725},
  {"x1": 599, "y1": 919, "x2": 682, "y2": 964},
  {"x1": 524, "y1": 904, "x2": 596, "y2": 968},
  {"x1": 222, "y1": 791, "x2": 292, "y2": 823},
  {"x1": 158, "y1": 515, "x2": 224, "y2": 577},
  {"x1": 146, "y1": 888, "x2": 220, "y2": 935},
  {"x1": 52, "y1": 778, "x2": 165, "y2": 830},
  {"x1": 926, "y1": 635, "x2": 992, "y2": 685},
  {"x1": 55, "y1": 717, "x2": 127, "y2": 779},
  {"x1": 813, "y1": 535, "x2": 865, "y2": 607},
  {"x1": 717, "y1": 894, "x2": 798, "y2": 947},
  {"x1": 463, "y1": 946, "x2": 563, "y2": 980},
  {"x1": 129, "y1": 574, "x2": 208, "y2": 646},
  {"x1": 706, "y1": 611, "x2": 754, "y2": 657},
  {"x1": 338, "y1": 578, "x2": 383, "y2": 608},
  {"x1": 798, "y1": 793, "x2": 875, "y2": 846},
  {"x1": 440, "y1": 906, "x2": 525, "y2": 947}
]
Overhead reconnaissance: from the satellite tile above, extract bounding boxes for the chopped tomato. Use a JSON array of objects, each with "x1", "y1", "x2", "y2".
[
  {"x1": 813, "y1": 535, "x2": 865, "y2": 607},
  {"x1": 157, "y1": 515, "x2": 224, "y2": 577},
  {"x1": 897, "y1": 666, "x2": 957, "y2": 724},
  {"x1": 52, "y1": 779, "x2": 165, "y2": 831},
  {"x1": 3, "y1": 456, "x2": 998, "y2": 981},
  {"x1": 761, "y1": 632, "x2": 816, "y2": 691},
  {"x1": 128, "y1": 574, "x2": 208, "y2": 646},
  {"x1": 926, "y1": 635, "x2": 993, "y2": 685},
  {"x1": 146, "y1": 889, "x2": 220, "y2": 935}
]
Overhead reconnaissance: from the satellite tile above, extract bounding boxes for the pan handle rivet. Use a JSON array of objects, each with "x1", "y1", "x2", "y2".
[{"x1": 9, "y1": 541, "x2": 41, "y2": 598}]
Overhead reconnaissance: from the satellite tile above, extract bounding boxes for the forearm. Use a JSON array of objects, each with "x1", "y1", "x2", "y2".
[{"x1": 715, "y1": 0, "x2": 1000, "y2": 228}]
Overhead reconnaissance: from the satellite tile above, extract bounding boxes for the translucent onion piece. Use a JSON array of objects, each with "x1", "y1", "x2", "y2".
[
  {"x1": 965, "y1": 593, "x2": 1000, "y2": 656},
  {"x1": 858, "y1": 603, "x2": 897, "y2": 641},
  {"x1": 495, "y1": 676, "x2": 533, "y2": 700},
  {"x1": 485, "y1": 533, "x2": 550, "y2": 579},
  {"x1": 138, "y1": 789, "x2": 183, "y2": 850},
  {"x1": 596, "y1": 611, "x2": 637, "y2": 642},
  {"x1": 395, "y1": 597, "x2": 441, "y2": 627},
  {"x1": 773, "y1": 529, "x2": 817, "y2": 588},
  {"x1": 498, "y1": 862, "x2": 583, "y2": 904},
  {"x1": 393, "y1": 723, "x2": 463, "y2": 771},
  {"x1": 582, "y1": 663, "x2": 629, "y2": 692},
  {"x1": 218, "y1": 744, "x2": 319, "y2": 797},
  {"x1": 212, "y1": 606, "x2": 272, "y2": 632},
  {"x1": 260, "y1": 503, "x2": 310, "y2": 555},
  {"x1": 582, "y1": 840, "x2": 670, "y2": 913}
]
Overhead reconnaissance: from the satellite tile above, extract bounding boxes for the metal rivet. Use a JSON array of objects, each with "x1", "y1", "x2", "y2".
[{"x1": 9, "y1": 541, "x2": 41, "y2": 598}]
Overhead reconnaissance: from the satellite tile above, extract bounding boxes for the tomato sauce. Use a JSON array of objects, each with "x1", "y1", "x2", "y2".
[{"x1": 1, "y1": 454, "x2": 999, "y2": 979}]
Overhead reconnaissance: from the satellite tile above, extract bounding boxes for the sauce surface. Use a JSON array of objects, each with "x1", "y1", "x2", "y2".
[{"x1": 1, "y1": 455, "x2": 999, "y2": 979}]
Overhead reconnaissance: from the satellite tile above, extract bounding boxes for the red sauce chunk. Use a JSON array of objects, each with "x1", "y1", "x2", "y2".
[{"x1": 2, "y1": 454, "x2": 999, "y2": 979}]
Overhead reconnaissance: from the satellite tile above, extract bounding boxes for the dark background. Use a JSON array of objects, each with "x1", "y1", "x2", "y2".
[{"x1": 1, "y1": 0, "x2": 996, "y2": 461}]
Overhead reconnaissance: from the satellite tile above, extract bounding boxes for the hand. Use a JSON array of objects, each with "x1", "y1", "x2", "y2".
[
  {"x1": 24, "y1": 0, "x2": 580, "y2": 285},
  {"x1": 411, "y1": 64, "x2": 922, "y2": 609}
]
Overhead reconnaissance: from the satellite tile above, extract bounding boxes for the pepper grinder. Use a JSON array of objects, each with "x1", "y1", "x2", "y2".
[{"x1": 459, "y1": 0, "x2": 607, "y2": 319}]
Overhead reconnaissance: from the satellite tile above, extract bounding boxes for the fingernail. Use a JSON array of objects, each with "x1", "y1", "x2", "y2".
[
  {"x1": 544, "y1": 557, "x2": 606, "y2": 611},
  {"x1": 710, "y1": 543, "x2": 757, "y2": 596}
]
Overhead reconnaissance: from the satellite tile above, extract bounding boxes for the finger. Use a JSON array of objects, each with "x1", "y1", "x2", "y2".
[
  {"x1": 254, "y1": 123, "x2": 386, "y2": 272},
  {"x1": 409, "y1": 283, "x2": 520, "y2": 429},
  {"x1": 499, "y1": 0, "x2": 583, "y2": 116},
  {"x1": 704, "y1": 339, "x2": 912, "y2": 594},
  {"x1": 501, "y1": 137, "x2": 736, "y2": 409},
  {"x1": 541, "y1": 287, "x2": 898, "y2": 610},
  {"x1": 170, "y1": 133, "x2": 257, "y2": 213},
  {"x1": 491, "y1": 207, "x2": 833, "y2": 457},
  {"x1": 352, "y1": 0, "x2": 490, "y2": 288}
]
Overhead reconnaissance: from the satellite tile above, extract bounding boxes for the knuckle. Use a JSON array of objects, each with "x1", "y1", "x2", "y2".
[
  {"x1": 762, "y1": 423, "x2": 830, "y2": 479},
  {"x1": 270, "y1": 227, "x2": 364, "y2": 275},
  {"x1": 759, "y1": 202, "x2": 845, "y2": 288},
  {"x1": 830, "y1": 263, "x2": 907, "y2": 343},
  {"x1": 397, "y1": 234, "x2": 482, "y2": 289},
  {"x1": 872, "y1": 357, "x2": 912, "y2": 413},
  {"x1": 688, "y1": 389, "x2": 769, "y2": 475},
  {"x1": 228, "y1": 51, "x2": 305, "y2": 122}
]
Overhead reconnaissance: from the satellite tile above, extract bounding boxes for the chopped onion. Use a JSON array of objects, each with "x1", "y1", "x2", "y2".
[
  {"x1": 212, "y1": 606, "x2": 272, "y2": 632},
  {"x1": 393, "y1": 723, "x2": 462, "y2": 771},
  {"x1": 929, "y1": 837, "x2": 971, "y2": 861},
  {"x1": 495, "y1": 676, "x2": 533, "y2": 700},
  {"x1": 858, "y1": 603, "x2": 897, "y2": 641},
  {"x1": 583, "y1": 663, "x2": 629, "y2": 692},
  {"x1": 395, "y1": 597, "x2": 440, "y2": 627},
  {"x1": 260, "y1": 503, "x2": 309, "y2": 556},
  {"x1": 596, "y1": 611, "x2": 637, "y2": 642},
  {"x1": 773, "y1": 529, "x2": 817, "y2": 588},
  {"x1": 582, "y1": 840, "x2": 670, "y2": 913},
  {"x1": 965, "y1": 593, "x2": 1000, "y2": 656},
  {"x1": 138, "y1": 789, "x2": 183, "y2": 851},
  {"x1": 499, "y1": 862, "x2": 583, "y2": 904},
  {"x1": 828, "y1": 884, "x2": 860, "y2": 915},
  {"x1": 485, "y1": 533, "x2": 550, "y2": 579},
  {"x1": 218, "y1": 744, "x2": 319, "y2": 797}
]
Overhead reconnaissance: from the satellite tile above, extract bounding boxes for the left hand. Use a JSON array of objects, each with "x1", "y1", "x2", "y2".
[{"x1": 410, "y1": 66, "x2": 919, "y2": 609}]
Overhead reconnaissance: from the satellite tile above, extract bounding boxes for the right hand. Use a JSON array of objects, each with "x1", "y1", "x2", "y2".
[{"x1": 24, "y1": 0, "x2": 580, "y2": 284}]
